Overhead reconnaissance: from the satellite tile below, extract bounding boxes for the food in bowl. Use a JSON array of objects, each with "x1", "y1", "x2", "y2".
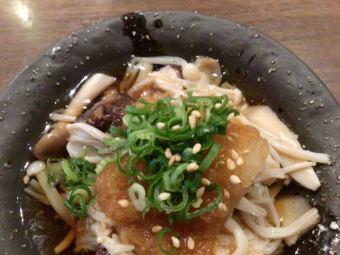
[{"x1": 23, "y1": 56, "x2": 330, "y2": 255}]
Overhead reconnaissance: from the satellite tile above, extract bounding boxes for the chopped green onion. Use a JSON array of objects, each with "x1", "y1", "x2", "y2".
[
  {"x1": 128, "y1": 183, "x2": 146, "y2": 212},
  {"x1": 199, "y1": 143, "x2": 221, "y2": 172},
  {"x1": 156, "y1": 227, "x2": 177, "y2": 255},
  {"x1": 64, "y1": 184, "x2": 94, "y2": 218}
]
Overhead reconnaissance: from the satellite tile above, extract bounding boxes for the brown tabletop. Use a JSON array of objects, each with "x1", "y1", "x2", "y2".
[{"x1": 0, "y1": 0, "x2": 339, "y2": 102}]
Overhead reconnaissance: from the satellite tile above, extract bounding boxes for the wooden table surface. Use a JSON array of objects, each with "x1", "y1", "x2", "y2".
[{"x1": 0, "y1": 0, "x2": 339, "y2": 102}]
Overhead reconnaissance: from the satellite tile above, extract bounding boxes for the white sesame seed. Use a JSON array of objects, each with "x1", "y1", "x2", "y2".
[
  {"x1": 189, "y1": 115, "x2": 196, "y2": 129},
  {"x1": 196, "y1": 187, "x2": 205, "y2": 198},
  {"x1": 224, "y1": 189, "x2": 230, "y2": 198},
  {"x1": 230, "y1": 132, "x2": 239, "y2": 138},
  {"x1": 242, "y1": 149, "x2": 250, "y2": 154},
  {"x1": 227, "y1": 136, "x2": 234, "y2": 142},
  {"x1": 230, "y1": 149, "x2": 239, "y2": 160},
  {"x1": 165, "y1": 148, "x2": 172, "y2": 159},
  {"x1": 227, "y1": 158, "x2": 236, "y2": 171},
  {"x1": 174, "y1": 154, "x2": 181, "y2": 162},
  {"x1": 156, "y1": 122, "x2": 166, "y2": 129},
  {"x1": 228, "y1": 101, "x2": 234, "y2": 107},
  {"x1": 215, "y1": 103, "x2": 222, "y2": 109},
  {"x1": 218, "y1": 202, "x2": 227, "y2": 211},
  {"x1": 191, "y1": 110, "x2": 201, "y2": 118},
  {"x1": 97, "y1": 236, "x2": 104, "y2": 243},
  {"x1": 187, "y1": 237, "x2": 195, "y2": 250},
  {"x1": 236, "y1": 157, "x2": 244, "y2": 166},
  {"x1": 168, "y1": 156, "x2": 175, "y2": 166},
  {"x1": 230, "y1": 175, "x2": 242, "y2": 184},
  {"x1": 227, "y1": 112, "x2": 235, "y2": 121},
  {"x1": 118, "y1": 199, "x2": 130, "y2": 208},
  {"x1": 171, "y1": 236, "x2": 181, "y2": 248},
  {"x1": 23, "y1": 175, "x2": 30, "y2": 185},
  {"x1": 201, "y1": 177, "x2": 211, "y2": 186},
  {"x1": 151, "y1": 225, "x2": 163, "y2": 233},
  {"x1": 192, "y1": 198, "x2": 203, "y2": 208},
  {"x1": 192, "y1": 143, "x2": 202, "y2": 154},
  {"x1": 172, "y1": 124, "x2": 181, "y2": 130},
  {"x1": 159, "y1": 192, "x2": 171, "y2": 201},
  {"x1": 187, "y1": 162, "x2": 199, "y2": 172},
  {"x1": 171, "y1": 99, "x2": 177, "y2": 106}
]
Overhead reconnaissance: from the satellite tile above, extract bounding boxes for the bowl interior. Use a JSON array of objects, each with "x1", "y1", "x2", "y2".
[{"x1": 0, "y1": 11, "x2": 339, "y2": 255}]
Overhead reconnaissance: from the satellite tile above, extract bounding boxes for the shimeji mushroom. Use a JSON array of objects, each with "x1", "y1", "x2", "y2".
[
  {"x1": 33, "y1": 73, "x2": 116, "y2": 159},
  {"x1": 194, "y1": 57, "x2": 222, "y2": 86}
]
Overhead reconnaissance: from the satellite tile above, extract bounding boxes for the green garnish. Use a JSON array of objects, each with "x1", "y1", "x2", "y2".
[
  {"x1": 64, "y1": 184, "x2": 94, "y2": 218},
  {"x1": 114, "y1": 94, "x2": 238, "y2": 223},
  {"x1": 47, "y1": 158, "x2": 96, "y2": 217},
  {"x1": 156, "y1": 227, "x2": 177, "y2": 255},
  {"x1": 62, "y1": 158, "x2": 96, "y2": 217}
]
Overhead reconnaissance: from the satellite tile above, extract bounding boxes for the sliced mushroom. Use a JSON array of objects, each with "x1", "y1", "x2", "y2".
[
  {"x1": 118, "y1": 63, "x2": 139, "y2": 93},
  {"x1": 33, "y1": 73, "x2": 116, "y2": 159},
  {"x1": 243, "y1": 105, "x2": 321, "y2": 191},
  {"x1": 135, "y1": 62, "x2": 153, "y2": 82},
  {"x1": 275, "y1": 195, "x2": 319, "y2": 246},
  {"x1": 194, "y1": 57, "x2": 222, "y2": 86}
]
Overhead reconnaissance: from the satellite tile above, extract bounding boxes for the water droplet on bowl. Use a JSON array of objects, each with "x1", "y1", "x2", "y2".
[
  {"x1": 268, "y1": 68, "x2": 276, "y2": 74},
  {"x1": 3, "y1": 160, "x2": 12, "y2": 168},
  {"x1": 153, "y1": 19, "x2": 163, "y2": 28}
]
